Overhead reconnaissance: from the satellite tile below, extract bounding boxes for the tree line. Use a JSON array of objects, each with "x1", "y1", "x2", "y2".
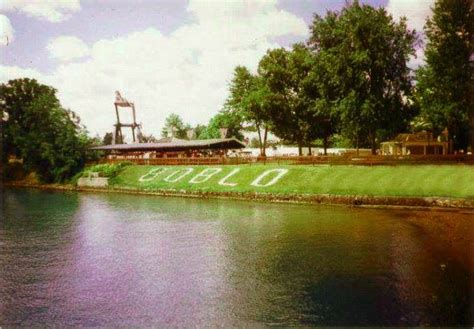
[
  {"x1": 0, "y1": 79, "x2": 98, "y2": 182},
  {"x1": 197, "y1": 0, "x2": 472, "y2": 155}
]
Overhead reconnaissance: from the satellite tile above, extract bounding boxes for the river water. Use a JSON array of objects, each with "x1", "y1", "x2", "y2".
[{"x1": 0, "y1": 188, "x2": 472, "y2": 326}]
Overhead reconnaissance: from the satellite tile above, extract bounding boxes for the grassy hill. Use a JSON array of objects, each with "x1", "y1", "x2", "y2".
[{"x1": 105, "y1": 164, "x2": 474, "y2": 199}]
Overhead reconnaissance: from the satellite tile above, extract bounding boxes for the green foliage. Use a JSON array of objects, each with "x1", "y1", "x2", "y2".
[
  {"x1": 1, "y1": 78, "x2": 58, "y2": 160},
  {"x1": 302, "y1": 51, "x2": 340, "y2": 154},
  {"x1": 139, "y1": 133, "x2": 159, "y2": 143},
  {"x1": 1, "y1": 78, "x2": 94, "y2": 183},
  {"x1": 222, "y1": 2, "x2": 418, "y2": 154},
  {"x1": 308, "y1": 2, "x2": 417, "y2": 153},
  {"x1": 258, "y1": 44, "x2": 315, "y2": 155},
  {"x1": 81, "y1": 162, "x2": 132, "y2": 178},
  {"x1": 161, "y1": 113, "x2": 189, "y2": 139},
  {"x1": 415, "y1": 0, "x2": 473, "y2": 151},
  {"x1": 191, "y1": 124, "x2": 207, "y2": 140},
  {"x1": 329, "y1": 134, "x2": 352, "y2": 148},
  {"x1": 198, "y1": 111, "x2": 244, "y2": 140},
  {"x1": 224, "y1": 66, "x2": 270, "y2": 155},
  {"x1": 102, "y1": 132, "x2": 113, "y2": 145}
]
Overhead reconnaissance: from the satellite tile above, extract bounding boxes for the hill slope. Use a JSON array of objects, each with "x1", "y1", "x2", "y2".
[{"x1": 109, "y1": 164, "x2": 474, "y2": 198}]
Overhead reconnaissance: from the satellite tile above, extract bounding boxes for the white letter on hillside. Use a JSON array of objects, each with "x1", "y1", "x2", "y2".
[
  {"x1": 139, "y1": 167, "x2": 167, "y2": 182},
  {"x1": 218, "y1": 168, "x2": 240, "y2": 187},
  {"x1": 163, "y1": 168, "x2": 194, "y2": 183},
  {"x1": 250, "y1": 169, "x2": 288, "y2": 187},
  {"x1": 189, "y1": 168, "x2": 222, "y2": 184}
]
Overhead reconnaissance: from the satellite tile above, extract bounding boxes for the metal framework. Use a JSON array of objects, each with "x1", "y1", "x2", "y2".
[{"x1": 113, "y1": 91, "x2": 142, "y2": 144}]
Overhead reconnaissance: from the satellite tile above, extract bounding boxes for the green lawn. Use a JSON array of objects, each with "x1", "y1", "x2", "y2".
[{"x1": 109, "y1": 164, "x2": 474, "y2": 198}]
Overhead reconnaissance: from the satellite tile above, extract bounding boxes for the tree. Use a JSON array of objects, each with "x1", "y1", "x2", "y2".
[
  {"x1": 225, "y1": 66, "x2": 271, "y2": 156},
  {"x1": 1, "y1": 78, "x2": 57, "y2": 162},
  {"x1": 0, "y1": 78, "x2": 92, "y2": 182},
  {"x1": 303, "y1": 53, "x2": 340, "y2": 155},
  {"x1": 139, "y1": 133, "x2": 158, "y2": 143},
  {"x1": 308, "y1": 1, "x2": 417, "y2": 154},
  {"x1": 192, "y1": 124, "x2": 207, "y2": 140},
  {"x1": 161, "y1": 113, "x2": 188, "y2": 139},
  {"x1": 415, "y1": 0, "x2": 473, "y2": 151},
  {"x1": 102, "y1": 132, "x2": 113, "y2": 145},
  {"x1": 198, "y1": 111, "x2": 244, "y2": 140},
  {"x1": 258, "y1": 44, "x2": 315, "y2": 155}
]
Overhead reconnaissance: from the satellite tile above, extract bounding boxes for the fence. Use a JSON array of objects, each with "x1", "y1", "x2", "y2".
[{"x1": 93, "y1": 154, "x2": 474, "y2": 166}]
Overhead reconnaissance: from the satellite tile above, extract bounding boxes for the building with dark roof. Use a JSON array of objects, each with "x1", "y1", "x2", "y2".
[{"x1": 92, "y1": 137, "x2": 246, "y2": 159}]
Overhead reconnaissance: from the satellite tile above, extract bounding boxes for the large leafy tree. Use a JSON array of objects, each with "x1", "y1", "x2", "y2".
[
  {"x1": 309, "y1": 1, "x2": 417, "y2": 154},
  {"x1": 1, "y1": 78, "x2": 92, "y2": 182},
  {"x1": 258, "y1": 44, "x2": 315, "y2": 155},
  {"x1": 416, "y1": 0, "x2": 473, "y2": 151},
  {"x1": 1, "y1": 78, "x2": 57, "y2": 160},
  {"x1": 303, "y1": 52, "x2": 340, "y2": 155},
  {"x1": 225, "y1": 66, "x2": 271, "y2": 156}
]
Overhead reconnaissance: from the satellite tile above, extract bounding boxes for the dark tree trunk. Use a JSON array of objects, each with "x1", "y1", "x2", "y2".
[
  {"x1": 262, "y1": 126, "x2": 268, "y2": 157},
  {"x1": 356, "y1": 133, "x2": 359, "y2": 156},
  {"x1": 370, "y1": 133, "x2": 377, "y2": 155},
  {"x1": 323, "y1": 136, "x2": 328, "y2": 155},
  {"x1": 256, "y1": 124, "x2": 263, "y2": 156},
  {"x1": 308, "y1": 145, "x2": 312, "y2": 156},
  {"x1": 298, "y1": 141, "x2": 303, "y2": 156}
]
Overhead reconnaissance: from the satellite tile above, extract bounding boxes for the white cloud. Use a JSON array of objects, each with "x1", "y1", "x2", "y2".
[
  {"x1": 0, "y1": 0, "x2": 80, "y2": 23},
  {"x1": 0, "y1": 14, "x2": 13, "y2": 46},
  {"x1": 1, "y1": 0, "x2": 308, "y2": 138},
  {"x1": 0, "y1": 65, "x2": 45, "y2": 82},
  {"x1": 386, "y1": 0, "x2": 434, "y2": 34},
  {"x1": 386, "y1": 0, "x2": 434, "y2": 67},
  {"x1": 47, "y1": 36, "x2": 90, "y2": 61}
]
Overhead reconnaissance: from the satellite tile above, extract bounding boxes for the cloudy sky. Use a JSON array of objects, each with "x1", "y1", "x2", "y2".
[{"x1": 0, "y1": 0, "x2": 433, "y2": 138}]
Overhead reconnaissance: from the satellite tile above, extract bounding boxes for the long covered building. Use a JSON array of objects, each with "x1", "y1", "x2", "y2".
[{"x1": 92, "y1": 137, "x2": 246, "y2": 159}]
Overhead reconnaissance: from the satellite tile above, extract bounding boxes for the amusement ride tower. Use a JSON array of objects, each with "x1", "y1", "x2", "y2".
[{"x1": 112, "y1": 91, "x2": 143, "y2": 144}]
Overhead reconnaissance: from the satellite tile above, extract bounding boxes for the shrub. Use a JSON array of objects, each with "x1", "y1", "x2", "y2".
[{"x1": 81, "y1": 162, "x2": 132, "y2": 178}]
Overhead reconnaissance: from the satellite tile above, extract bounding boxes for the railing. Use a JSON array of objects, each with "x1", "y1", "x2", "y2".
[{"x1": 92, "y1": 154, "x2": 474, "y2": 166}]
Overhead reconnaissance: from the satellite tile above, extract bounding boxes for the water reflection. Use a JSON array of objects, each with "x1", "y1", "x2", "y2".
[
  {"x1": 0, "y1": 190, "x2": 81, "y2": 325},
  {"x1": 0, "y1": 189, "x2": 472, "y2": 326}
]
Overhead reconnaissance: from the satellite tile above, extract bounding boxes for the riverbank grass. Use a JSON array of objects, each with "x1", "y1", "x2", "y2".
[{"x1": 109, "y1": 164, "x2": 474, "y2": 198}]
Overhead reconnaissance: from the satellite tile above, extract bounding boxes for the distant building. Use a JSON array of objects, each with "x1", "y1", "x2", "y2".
[
  {"x1": 92, "y1": 137, "x2": 246, "y2": 159},
  {"x1": 380, "y1": 131, "x2": 449, "y2": 155}
]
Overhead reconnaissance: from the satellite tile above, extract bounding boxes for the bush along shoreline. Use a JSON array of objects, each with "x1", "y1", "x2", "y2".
[{"x1": 5, "y1": 163, "x2": 474, "y2": 209}]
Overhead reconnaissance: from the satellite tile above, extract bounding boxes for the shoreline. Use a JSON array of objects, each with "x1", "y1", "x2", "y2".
[{"x1": 5, "y1": 182, "x2": 474, "y2": 210}]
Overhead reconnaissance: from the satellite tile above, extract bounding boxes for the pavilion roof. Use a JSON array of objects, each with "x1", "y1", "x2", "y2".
[{"x1": 91, "y1": 138, "x2": 246, "y2": 152}]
